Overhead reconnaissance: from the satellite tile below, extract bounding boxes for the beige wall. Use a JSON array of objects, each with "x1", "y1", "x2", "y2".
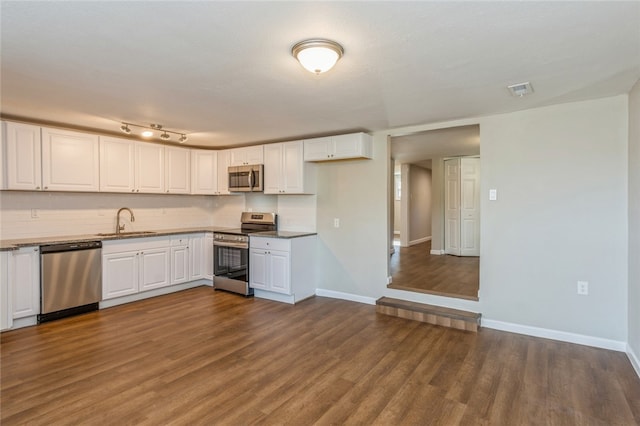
[
  {"x1": 409, "y1": 165, "x2": 432, "y2": 243},
  {"x1": 628, "y1": 80, "x2": 640, "y2": 364}
]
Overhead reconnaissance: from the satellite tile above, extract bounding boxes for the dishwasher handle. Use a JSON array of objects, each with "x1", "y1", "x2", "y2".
[{"x1": 40, "y1": 241, "x2": 102, "y2": 254}]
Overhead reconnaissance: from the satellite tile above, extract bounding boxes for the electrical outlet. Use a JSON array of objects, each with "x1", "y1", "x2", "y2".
[
  {"x1": 30, "y1": 209, "x2": 39, "y2": 218},
  {"x1": 577, "y1": 281, "x2": 589, "y2": 295},
  {"x1": 333, "y1": 218, "x2": 340, "y2": 228}
]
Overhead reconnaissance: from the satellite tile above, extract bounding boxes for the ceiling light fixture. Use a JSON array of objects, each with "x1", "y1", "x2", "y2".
[
  {"x1": 507, "y1": 82, "x2": 534, "y2": 97},
  {"x1": 292, "y1": 39, "x2": 344, "y2": 74},
  {"x1": 120, "y1": 122, "x2": 188, "y2": 143}
]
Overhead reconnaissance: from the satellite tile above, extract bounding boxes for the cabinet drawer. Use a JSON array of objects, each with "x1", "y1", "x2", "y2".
[{"x1": 250, "y1": 237, "x2": 290, "y2": 252}]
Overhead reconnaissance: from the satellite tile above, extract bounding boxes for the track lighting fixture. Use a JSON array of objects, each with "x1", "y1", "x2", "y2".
[{"x1": 119, "y1": 122, "x2": 188, "y2": 143}]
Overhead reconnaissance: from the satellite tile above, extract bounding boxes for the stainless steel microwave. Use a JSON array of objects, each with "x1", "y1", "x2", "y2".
[{"x1": 228, "y1": 164, "x2": 263, "y2": 192}]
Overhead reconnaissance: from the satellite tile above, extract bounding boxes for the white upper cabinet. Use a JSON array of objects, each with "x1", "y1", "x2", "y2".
[
  {"x1": 264, "y1": 140, "x2": 315, "y2": 194},
  {"x1": 303, "y1": 132, "x2": 373, "y2": 162},
  {"x1": 41, "y1": 127, "x2": 100, "y2": 192},
  {"x1": 229, "y1": 145, "x2": 264, "y2": 166},
  {"x1": 216, "y1": 149, "x2": 232, "y2": 195},
  {"x1": 100, "y1": 136, "x2": 136, "y2": 193},
  {"x1": 191, "y1": 149, "x2": 217, "y2": 195},
  {"x1": 135, "y1": 142, "x2": 165, "y2": 193},
  {"x1": 4, "y1": 122, "x2": 42, "y2": 190},
  {"x1": 165, "y1": 146, "x2": 190, "y2": 194}
]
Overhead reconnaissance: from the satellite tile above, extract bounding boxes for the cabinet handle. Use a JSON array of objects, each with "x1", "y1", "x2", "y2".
[
  {"x1": 33, "y1": 248, "x2": 38, "y2": 252},
  {"x1": 166, "y1": 190, "x2": 169, "y2": 193},
  {"x1": 35, "y1": 186, "x2": 40, "y2": 190},
  {"x1": 132, "y1": 189, "x2": 135, "y2": 192},
  {"x1": 44, "y1": 186, "x2": 48, "y2": 190}
]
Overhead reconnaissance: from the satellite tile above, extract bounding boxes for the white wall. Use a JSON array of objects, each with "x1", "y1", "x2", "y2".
[
  {"x1": 409, "y1": 165, "x2": 432, "y2": 243},
  {"x1": 628, "y1": 80, "x2": 640, "y2": 362},
  {"x1": 479, "y1": 95, "x2": 628, "y2": 342},
  {"x1": 315, "y1": 139, "x2": 388, "y2": 298}
]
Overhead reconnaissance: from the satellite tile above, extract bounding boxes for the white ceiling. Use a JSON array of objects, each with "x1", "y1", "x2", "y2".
[
  {"x1": 392, "y1": 125, "x2": 480, "y2": 167},
  {"x1": 1, "y1": 2, "x2": 639, "y2": 148}
]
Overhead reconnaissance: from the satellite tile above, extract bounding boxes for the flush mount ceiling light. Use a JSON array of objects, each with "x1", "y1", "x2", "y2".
[
  {"x1": 292, "y1": 39, "x2": 344, "y2": 74},
  {"x1": 507, "y1": 82, "x2": 534, "y2": 97},
  {"x1": 120, "y1": 122, "x2": 188, "y2": 143}
]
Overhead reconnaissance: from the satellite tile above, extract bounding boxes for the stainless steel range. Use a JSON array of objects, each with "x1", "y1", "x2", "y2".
[{"x1": 213, "y1": 212, "x2": 277, "y2": 296}]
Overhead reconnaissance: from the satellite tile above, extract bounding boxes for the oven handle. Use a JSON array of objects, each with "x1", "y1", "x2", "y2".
[{"x1": 213, "y1": 241, "x2": 249, "y2": 249}]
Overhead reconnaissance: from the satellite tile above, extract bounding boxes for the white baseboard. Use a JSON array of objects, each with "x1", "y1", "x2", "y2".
[
  {"x1": 315, "y1": 288, "x2": 377, "y2": 305},
  {"x1": 482, "y1": 319, "x2": 627, "y2": 352},
  {"x1": 409, "y1": 236, "x2": 432, "y2": 246},
  {"x1": 430, "y1": 249, "x2": 445, "y2": 255},
  {"x1": 627, "y1": 344, "x2": 640, "y2": 379}
]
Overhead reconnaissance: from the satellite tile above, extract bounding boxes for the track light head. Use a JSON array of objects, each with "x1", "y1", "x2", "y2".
[
  {"x1": 160, "y1": 131, "x2": 170, "y2": 140},
  {"x1": 178, "y1": 134, "x2": 188, "y2": 143},
  {"x1": 120, "y1": 124, "x2": 131, "y2": 134}
]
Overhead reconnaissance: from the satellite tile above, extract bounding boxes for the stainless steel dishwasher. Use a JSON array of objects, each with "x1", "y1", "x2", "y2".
[{"x1": 39, "y1": 241, "x2": 102, "y2": 323}]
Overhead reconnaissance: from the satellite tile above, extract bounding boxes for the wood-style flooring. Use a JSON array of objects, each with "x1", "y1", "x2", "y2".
[
  {"x1": 389, "y1": 241, "x2": 480, "y2": 300},
  {"x1": 2, "y1": 287, "x2": 639, "y2": 425}
]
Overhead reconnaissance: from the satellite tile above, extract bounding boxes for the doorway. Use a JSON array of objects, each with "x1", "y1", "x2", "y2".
[{"x1": 388, "y1": 125, "x2": 480, "y2": 300}]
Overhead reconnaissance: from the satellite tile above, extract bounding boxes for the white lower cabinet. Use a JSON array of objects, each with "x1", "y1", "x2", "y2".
[
  {"x1": 249, "y1": 235, "x2": 316, "y2": 304},
  {"x1": 204, "y1": 233, "x2": 214, "y2": 280},
  {"x1": 103, "y1": 238, "x2": 171, "y2": 300},
  {"x1": 102, "y1": 233, "x2": 212, "y2": 305},
  {"x1": 8, "y1": 246, "x2": 40, "y2": 320},
  {"x1": 189, "y1": 234, "x2": 205, "y2": 281},
  {"x1": 0, "y1": 252, "x2": 10, "y2": 330},
  {"x1": 170, "y1": 236, "x2": 189, "y2": 285}
]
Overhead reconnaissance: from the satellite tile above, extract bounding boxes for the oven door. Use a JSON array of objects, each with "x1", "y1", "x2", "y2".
[{"x1": 213, "y1": 241, "x2": 248, "y2": 282}]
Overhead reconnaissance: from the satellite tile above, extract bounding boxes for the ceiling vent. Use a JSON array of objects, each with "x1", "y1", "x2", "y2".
[{"x1": 507, "y1": 82, "x2": 534, "y2": 97}]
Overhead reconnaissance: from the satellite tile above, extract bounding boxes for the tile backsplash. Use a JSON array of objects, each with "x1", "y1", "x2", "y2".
[{"x1": 0, "y1": 191, "x2": 316, "y2": 239}]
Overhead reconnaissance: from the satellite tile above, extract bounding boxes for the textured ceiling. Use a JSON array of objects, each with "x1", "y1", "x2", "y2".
[{"x1": 1, "y1": 1, "x2": 639, "y2": 149}]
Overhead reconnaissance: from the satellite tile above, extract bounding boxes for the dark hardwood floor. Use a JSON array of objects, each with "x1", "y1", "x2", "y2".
[
  {"x1": 2, "y1": 287, "x2": 639, "y2": 425},
  {"x1": 389, "y1": 241, "x2": 480, "y2": 300}
]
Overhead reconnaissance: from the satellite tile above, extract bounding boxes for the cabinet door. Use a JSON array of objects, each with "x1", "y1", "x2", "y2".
[
  {"x1": 140, "y1": 247, "x2": 171, "y2": 290},
  {"x1": 103, "y1": 250, "x2": 139, "y2": 299},
  {"x1": 135, "y1": 143, "x2": 164, "y2": 193},
  {"x1": 331, "y1": 133, "x2": 373, "y2": 160},
  {"x1": 282, "y1": 141, "x2": 305, "y2": 193},
  {"x1": 204, "y1": 234, "x2": 214, "y2": 280},
  {"x1": 170, "y1": 244, "x2": 189, "y2": 285},
  {"x1": 303, "y1": 137, "x2": 332, "y2": 161},
  {"x1": 245, "y1": 145, "x2": 264, "y2": 165},
  {"x1": 191, "y1": 150, "x2": 217, "y2": 195},
  {"x1": 268, "y1": 250, "x2": 290, "y2": 294},
  {"x1": 189, "y1": 235, "x2": 204, "y2": 280},
  {"x1": 0, "y1": 252, "x2": 11, "y2": 330},
  {"x1": 230, "y1": 146, "x2": 264, "y2": 166},
  {"x1": 5, "y1": 122, "x2": 42, "y2": 190},
  {"x1": 100, "y1": 136, "x2": 135, "y2": 193},
  {"x1": 263, "y1": 143, "x2": 283, "y2": 194},
  {"x1": 249, "y1": 249, "x2": 268, "y2": 290},
  {"x1": 41, "y1": 128, "x2": 100, "y2": 191},
  {"x1": 165, "y1": 146, "x2": 190, "y2": 194},
  {"x1": 216, "y1": 150, "x2": 231, "y2": 195},
  {"x1": 9, "y1": 247, "x2": 40, "y2": 319}
]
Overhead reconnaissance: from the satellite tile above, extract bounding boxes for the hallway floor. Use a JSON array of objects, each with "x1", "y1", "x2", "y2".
[{"x1": 389, "y1": 240, "x2": 479, "y2": 300}]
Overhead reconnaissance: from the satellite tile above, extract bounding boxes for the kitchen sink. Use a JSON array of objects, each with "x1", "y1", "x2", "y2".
[{"x1": 96, "y1": 231, "x2": 157, "y2": 237}]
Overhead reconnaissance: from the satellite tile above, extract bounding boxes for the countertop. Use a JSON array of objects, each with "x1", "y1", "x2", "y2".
[
  {"x1": 0, "y1": 227, "x2": 318, "y2": 251},
  {"x1": 249, "y1": 231, "x2": 317, "y2": 239},
  {"x1": 0, "y1": 227, "x2": 233, "y2": 251}
]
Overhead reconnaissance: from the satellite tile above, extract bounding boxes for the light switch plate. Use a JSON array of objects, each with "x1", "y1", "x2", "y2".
[{"x1": 489, "y1": 189, "x2": 497, "y2": 201}]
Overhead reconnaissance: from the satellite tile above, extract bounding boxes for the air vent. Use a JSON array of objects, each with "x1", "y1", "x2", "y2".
[{"x1": 507, "y1": 81, "x2": 534, "y2": 97}]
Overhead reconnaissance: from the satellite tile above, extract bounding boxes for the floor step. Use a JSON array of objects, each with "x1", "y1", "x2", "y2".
[{"x1": 376, "y1": 297, "x2": 481, "y2": 332}]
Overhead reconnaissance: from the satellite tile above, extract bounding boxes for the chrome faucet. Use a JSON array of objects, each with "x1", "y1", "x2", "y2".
[{"x1": 116, "y1": 207, "x2": 135, "y2": 234}]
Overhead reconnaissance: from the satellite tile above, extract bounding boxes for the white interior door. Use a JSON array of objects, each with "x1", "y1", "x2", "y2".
[
  {"x1": 444, "y1": 159, "x2": 461, "y2": 255},
  {"x1": 460, "y1": 158, "x2": 480, "y2": 256}
]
